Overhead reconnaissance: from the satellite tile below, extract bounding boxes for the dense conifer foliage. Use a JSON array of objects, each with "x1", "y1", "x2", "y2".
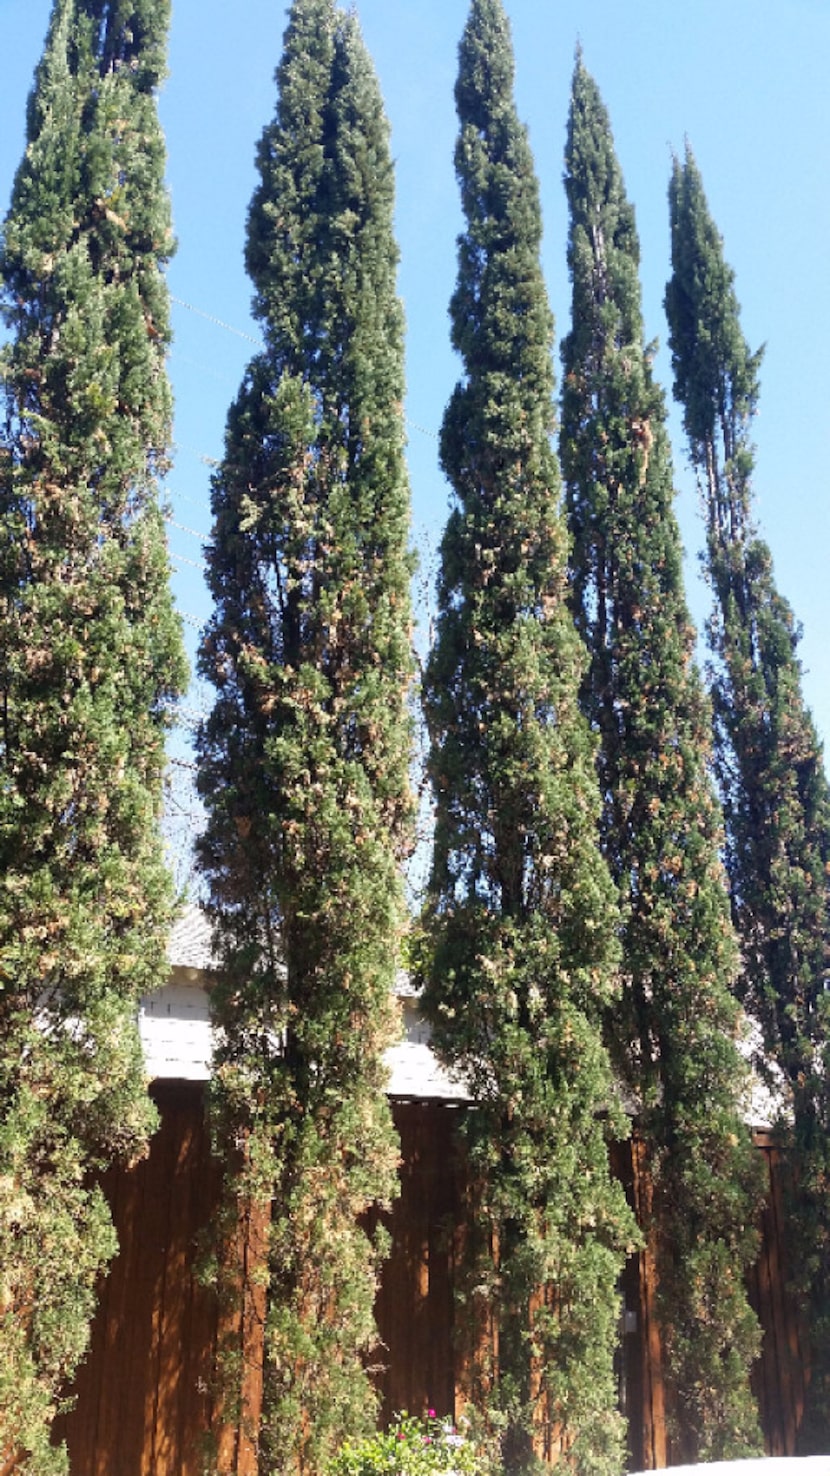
[
  {"x1": 195, "y1": 0, "x2": 414, "y2": 1468},
  {"x1": 560, "y1": 60, "x2": 763, "y2": 1462},
  {"x1": 421, "y1": 8, "x2": 636, "y2": 1472},
  {"x1": 0, "y1": 2, "x2": 185, "y2": 1471},
  {"x1": 666, "y1": 148, "x2": 830, "y2": 1449}
]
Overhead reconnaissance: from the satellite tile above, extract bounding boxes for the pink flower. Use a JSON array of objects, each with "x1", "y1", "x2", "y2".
[{"x1": 428, "y1": 1408, "x2": 436, "y2": 1418}]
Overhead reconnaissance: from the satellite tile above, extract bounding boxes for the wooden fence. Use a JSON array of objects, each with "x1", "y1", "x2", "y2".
[
  {"x1": 52, "y1": 1083, "x2": 807, "y2": 1472},
  {"x1": 52, "y1": 1085, "x2": 468, "y2": 1474},
  {"x1": 52, "y1": 1082, "x2": 221, "y2": 1475},
  {"x1": 748, "y1": 1133, "x2": 809, "y2": 1455}
]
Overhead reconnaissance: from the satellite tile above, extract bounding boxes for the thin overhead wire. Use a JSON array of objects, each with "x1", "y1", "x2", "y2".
[
  {"x1": 171, "y1": 293, "x2": 261, "y2": 346},
  {"x1": 170, "y1": 292, "x2": 440, "y2": 441},
  {"x1": 170, "y1": 445, "x2": 220, "y2": 470},
  {"x1": 176, "y1": 701, "x2": 211, "y2": 727},
  {"x1": 406, "y1": 418, "x2": 439, "y2": 442},
  {"x1": 165, "y1": 513, "x2": 209, "y2": 543},
  {"x1": 170, "y1": 549, "x2": 206, "y2": 572},
  {"x1": 170, "y1": 754, "x2": 199, "y2": 772}
]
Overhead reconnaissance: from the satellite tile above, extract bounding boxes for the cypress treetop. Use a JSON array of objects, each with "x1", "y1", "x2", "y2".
[
  {"x1": 0, "y1": 1, "x2": 185, "y2": 1469},
  {"x1": 667, "y1": 146, "x2": 830, "y2": 1449},
  {"x1": 561, "y1": 58, "x2": 763, "y2": 1463},
  {"x1": 423, "y1": 8, "x2": 636, "y2": 1472},
  {"x1": 196, "y1": 1, "x2": 414, "y2": 1468}
]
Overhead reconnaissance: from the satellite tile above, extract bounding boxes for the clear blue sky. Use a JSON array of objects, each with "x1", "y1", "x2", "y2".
[{"x1": 1, "y1": 0, "x2": 829, "y2": 884}]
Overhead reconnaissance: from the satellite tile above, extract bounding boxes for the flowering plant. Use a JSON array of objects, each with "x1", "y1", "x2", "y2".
[{"x1": 329, "y1": 1410, "x2": 485, "y2": 1476}]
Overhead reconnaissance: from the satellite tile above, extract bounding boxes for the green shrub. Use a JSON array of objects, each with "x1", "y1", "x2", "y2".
[{"x1": 329, "y1": 1411, "x2": 486, "y2": 1476}]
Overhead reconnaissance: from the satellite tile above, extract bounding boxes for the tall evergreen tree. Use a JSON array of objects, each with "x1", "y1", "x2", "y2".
[
  {"x1": 195, "y1": 1, "x2": 413, "y2": 1469},
  {"x1": 560, "y1": 59, "x2": 763, "y2": 1463},
  {"x1": 421, "y1": 8, "x2": 636, "y2": 1472},
  {"x1": 666, "y1": 147, "x2": 830, "y2": 1449},
  {"x1": 0, "y1": 2, "x2": 185, "y2": 1472}
]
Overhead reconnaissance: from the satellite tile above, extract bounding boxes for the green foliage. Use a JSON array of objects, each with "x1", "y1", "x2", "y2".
[
  {"x1": 560, "y1": 59, "x2": 763, "y2": 1462},
  {"x1": 666, "y1": 146, "x2": 830, "y2": 1450},
  {"x1": 196, "y1": 1, "x2": 414, "y2": 1470},
  {"x1": 421, "y1": 8, "x2": 637, "y2": 1473},
  {"x1": 329, "y1": 1412, "x2": 485, "y2": 1476},
  {"x1": 0, "y1": 0, "x2": 185, "y2": 1469}
]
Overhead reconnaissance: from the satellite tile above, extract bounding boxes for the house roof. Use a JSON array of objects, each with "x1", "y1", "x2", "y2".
[
  {"x1": 166, "y1": 902, "x2": 216, "y2": 975},
  {"x1": 156, "y1": 906, "x2": 779, "y2": 1124},
  {"x1": 145, "y1": 905, "x2": 469, "y2": 1100}
]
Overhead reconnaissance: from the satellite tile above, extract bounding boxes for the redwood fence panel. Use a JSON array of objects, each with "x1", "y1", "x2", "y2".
[
  {"x1": 52, "y1": 1086, "x2": 808, "y2": 1472},
  {"x1": 53, "y1": 1082, "x2": 222, "y2": 1476},
  {"x1": 371, "y1": 1099, "x2": 464, "y2": 1425},
  {"x1": 747, "y1": 1134, "x2": 808, "y2": 1457}
]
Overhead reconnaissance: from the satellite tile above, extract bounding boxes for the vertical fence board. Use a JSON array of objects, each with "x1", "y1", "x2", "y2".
[
  {"x1": 630, "y1": 1134, "x2": 668, "y2": 1471},
  {"x1": 373, "y1": 1101, "x2": 461, "y2": 1424},
  {"x1": 767, "y1": 1141, "x2": 797, "y2": 1452},
  {"x1": 99, "y1": 1121, "x2": 152, "y2": 1475},
  {"x1": 152, "y1": 1095, "x2": 199, "y2": 1476},
  {"x1": 137, "y1": 1086, "x2": 181, "y2": 1476},
  {"x1": 611, "y1": 1139, "x2": 647, "y2": 1474},
  {"x1": 210, "y1": 1183, "x2": 269, "y2": 1476},
  {"x1": 180, "y1": 1101, "x2": 222, "y2": 1476},
  {"x1": 755, "y1": 1135, "x2": 808, "y2": 1455},
  {"x1": 750, "y1": 1139, "x2": 783, "y2": 1452},
  {"x1": 51, "y1": 1161, "x2": 121, "y2": 1473}
]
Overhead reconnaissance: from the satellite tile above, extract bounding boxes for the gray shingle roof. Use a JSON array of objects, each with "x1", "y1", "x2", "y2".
[{"x1": 166, "y1": 903, "x2": 216, "y2": 973}]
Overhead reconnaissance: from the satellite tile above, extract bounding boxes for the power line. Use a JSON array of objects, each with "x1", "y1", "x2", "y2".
[
  {"x1": 170, "y1": 549, "x2": 206, "y2": 572},
  {"x1": 170, "y1": 293, "x2": 440, "y2": 442},
  {"x1": 171, "y1": 293, "x2": 261, "y2": 346},
  {"x1": 175, "y1": 702, "x2": 210, "y2": 728},
  {"x1": 169, "y1": 445, "x2": 220, "y2": 471},
  {"x1": 170, "y1": 754, "x2": 198, "y2": 772},
  {"x1": 165, "y1": 512, "x2": 209, "y2": 543},
  {"x1": 406, "y1": 418, "x2": 439, "y2": 442}
]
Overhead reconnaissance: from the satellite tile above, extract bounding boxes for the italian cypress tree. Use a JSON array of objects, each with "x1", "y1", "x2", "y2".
[
  {"x1": 0, "y1": 2, "x2": 185, "y2": 1472},
  {"x1": 666, "y1": 147, "x2": 830, "y2": 1449},
  {"x1": 560, "y1": 59, "x2": 763, "y2": 1462},
  {"x1": 195, "y1": 1, "x2": 413, "y2": 1469},
  {"x1": 421, "y1": 7, "x2": 637, "y2": 1472}
]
